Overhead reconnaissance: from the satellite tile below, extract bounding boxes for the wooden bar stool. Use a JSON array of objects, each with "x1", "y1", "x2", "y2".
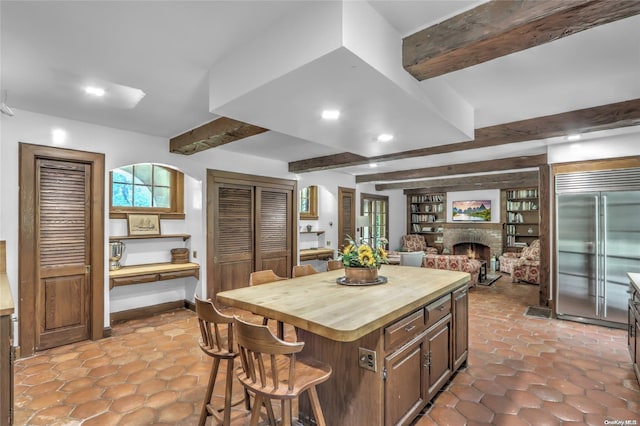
[
  {"x1": 249, "y1": 270, "x2": 287, "y2": 338},
  {"x1": 233, "y1": 316, "x2": 332, "y2": 426},
  {"x1": 195, "y1": 297, "x2": 249, "y2": 426},
  {"x1": 326, "y1": 259, "x2": 343, "y2": 271},
  {"x1": 292, "y1": 264, "x2": 318, "y2": 278}
]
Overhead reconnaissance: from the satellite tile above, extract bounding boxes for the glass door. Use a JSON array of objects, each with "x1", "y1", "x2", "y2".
[
  {"x1": 602, "y1": 191, "x2": 640, "y2": 324},
  {"x1": 556, "y1": 193, "x2": 599, "y2": 319}
]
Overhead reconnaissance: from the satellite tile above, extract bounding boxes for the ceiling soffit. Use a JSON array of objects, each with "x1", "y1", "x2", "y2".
[{"x1": 207, "y1": 1, "x2": 473, "y2": 158}]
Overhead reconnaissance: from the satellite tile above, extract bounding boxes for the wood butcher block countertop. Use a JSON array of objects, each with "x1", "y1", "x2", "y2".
[{"x1": 217, "y1": 265, "x2": 469, "y2": 342}]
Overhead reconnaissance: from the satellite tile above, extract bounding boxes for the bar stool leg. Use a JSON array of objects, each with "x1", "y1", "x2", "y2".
[{"x1": 199, "y1": 357, "x2": 220, "y2": 426}]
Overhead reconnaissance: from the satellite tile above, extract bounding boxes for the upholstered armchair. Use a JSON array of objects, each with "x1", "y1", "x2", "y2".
[
  {"x1": 422, "y1": 254, "x2": 481, "y2": 287},
  {"x1": 499, "y1": 252, "x2": 520, "y2": 274},
  {"x1": 510, "y1": 240, "x2": 541, "y2": 284},
  {"x1": 400, "y1": 234, "x2": 438, "y2": 254}
]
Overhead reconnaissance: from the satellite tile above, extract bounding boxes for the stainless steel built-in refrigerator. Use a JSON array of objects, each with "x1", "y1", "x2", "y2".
[{"x1": 556, "y1": 169, "x2": 640, "y2": 328}]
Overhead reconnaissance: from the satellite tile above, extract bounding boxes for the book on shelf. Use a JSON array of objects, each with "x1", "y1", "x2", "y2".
[
  {"x1": 506, "y1": 189, "x2": 538, "y2": 199},
  {"x1": 410, "y1": 194, "x2": 444, "y2": 203},
  {"x1": 506, "y1": 200, "x2": 538, "y2": 211}
]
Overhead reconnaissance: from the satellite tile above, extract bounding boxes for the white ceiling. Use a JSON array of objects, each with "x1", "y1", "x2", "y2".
[{"x1": 2, "y1": 1, "x2": 639, "y2": 178}]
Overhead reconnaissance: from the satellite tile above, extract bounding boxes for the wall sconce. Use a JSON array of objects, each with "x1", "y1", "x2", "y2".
[{"x1": 357, "y1": 215, "x2": 368, "y2": 237}]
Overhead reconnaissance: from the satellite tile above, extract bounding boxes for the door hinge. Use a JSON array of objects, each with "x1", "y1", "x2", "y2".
[
  {"x1": 424, "y1": 351, "x2": 431, "y2": 368},
  {"x1": 382, "y1": 367, "x2": 387, "y2": 381}
]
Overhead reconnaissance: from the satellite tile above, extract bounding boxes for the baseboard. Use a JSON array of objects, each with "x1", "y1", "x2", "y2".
[{"x1": 110, "y1": 300, "x2": 189, "y2": 325}]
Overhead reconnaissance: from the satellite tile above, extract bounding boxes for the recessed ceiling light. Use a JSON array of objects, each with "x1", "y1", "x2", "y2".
[
  {"x1": 321, "y1": 109, "x2": 340, "y2": 120},
  {"x1": 369, "y1": 163, "x2": 378, "y2": 168},
  {"x1": 85, "y1": 86, "x2": 105, "y2": 97},
  {"x1": 377, "y1": 134, "x2": 393, "y2": 142},
  {"x1": 567, "y1": 134, "x2": 581, "y2": 141}
]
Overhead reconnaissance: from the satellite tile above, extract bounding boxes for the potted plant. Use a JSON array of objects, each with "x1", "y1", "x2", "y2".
[{"x1": 339, "y1": 235, "x2": 389, "y2": 283}]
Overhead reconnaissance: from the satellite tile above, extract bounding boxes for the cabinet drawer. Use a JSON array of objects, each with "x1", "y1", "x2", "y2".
[
  {"x1": 385, "y1": 309, "x2": 425, "y2": 351},
  {"x1": 159, "y1": 270, "x2": 197, "y2": 280},
  {"x1": 111, "y1": 273, "x2": 159, "y2": 287},
  {"x1": 425, "y1": 295, "x2": 451, "y2": 329}
]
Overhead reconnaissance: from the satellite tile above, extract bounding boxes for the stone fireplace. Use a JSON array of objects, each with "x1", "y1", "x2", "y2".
[{"x1": 442, "y1": 223, "x2": 503, "y2": 261}]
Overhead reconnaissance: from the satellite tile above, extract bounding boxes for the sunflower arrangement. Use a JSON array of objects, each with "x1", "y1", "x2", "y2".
[{"x1": 339, "y1": 235, "x2": 389, "y2": 270}]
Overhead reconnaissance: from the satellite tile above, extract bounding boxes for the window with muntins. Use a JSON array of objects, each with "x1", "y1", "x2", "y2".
[
  {"x1": 110, "y1": 163, "x2": 184, "y2": 218},
  {"x1": 361, "y1": 193, "x2": 389, "y2": 250}
]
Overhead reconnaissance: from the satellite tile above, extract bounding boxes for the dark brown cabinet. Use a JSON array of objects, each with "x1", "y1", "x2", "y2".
[
  {"x1": 453, "y1": 285, "x2": 469, "y2": 370},
  {"x1": 384, "y1": 294, "x2": 454, "y2": 426},
  {"x1": 207, "y1": 170, "x2": 297, "y2": 295}
]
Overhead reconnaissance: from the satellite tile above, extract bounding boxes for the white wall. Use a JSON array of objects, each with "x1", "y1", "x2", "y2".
[
  {"x1": 0, "y1": 109, "x2": 295, "y2": 335},
  {"x1": 547, "y1": 129, "x2": 640, "y2": 164},
  {"x1": 297, "y1": 171, "x2": 357, "y2": 253}
]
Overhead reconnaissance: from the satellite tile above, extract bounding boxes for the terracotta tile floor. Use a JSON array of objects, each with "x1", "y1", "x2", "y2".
[{"x1": 14, "y1": 275, "x2": 640, "y2": 425}]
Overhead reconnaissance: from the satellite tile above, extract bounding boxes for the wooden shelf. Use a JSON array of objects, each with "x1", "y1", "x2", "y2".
[
  {"x1": 300, "y1": 230, "x2": 325, "y2": 235},
  {"x1": 300, "y1": 248, "x2": 334, "y2": 261},
  {"x1": 109, "y1": 262, "x2": 199, "y2": 289},
  {"x1": 109, "y1": 234, "x2": 191, "y2": 241}
]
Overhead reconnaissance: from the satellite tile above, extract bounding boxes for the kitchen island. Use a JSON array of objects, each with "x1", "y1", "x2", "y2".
[{"x1": 217, "y1": 265, "x2": 470, "y2": 426}]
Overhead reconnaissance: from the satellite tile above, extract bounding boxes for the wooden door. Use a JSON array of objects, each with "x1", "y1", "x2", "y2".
[
  {"x1": 19, "y1": 143, "x2": 105, "y2": 356},
  {"x1": 36, "y1": 159, "x2": 92, "y2": 350},
  {"x1": 338, "y1": 187, "x2": 356, "y2": 249},
  {"x1": 213, "y1": 183, "x2": 254, "y2": 293},
  {"x1": 255, "y1": 187, "x2": 291, "y2": 278}
]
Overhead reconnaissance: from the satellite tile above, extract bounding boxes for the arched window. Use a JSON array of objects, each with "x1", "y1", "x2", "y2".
[{"x1": 110, "y1": 163, "x2": 184, "y2": 218}]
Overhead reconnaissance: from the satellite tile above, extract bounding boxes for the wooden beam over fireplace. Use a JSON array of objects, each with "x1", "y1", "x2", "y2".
[
  {"x1": 378, "y1": 171, "x2": 539, "y2": 192},
  {"x1": 359, "y1": 155, "x2": 545, "y2": 184}
]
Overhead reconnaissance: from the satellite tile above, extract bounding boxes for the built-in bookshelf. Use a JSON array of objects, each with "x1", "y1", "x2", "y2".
[
  {"x1": 407, "y1": 192, "x2": 446, "y2": 248},
  {"x1": 503, "y1": 187, "x2": 539, "y2": 252}
]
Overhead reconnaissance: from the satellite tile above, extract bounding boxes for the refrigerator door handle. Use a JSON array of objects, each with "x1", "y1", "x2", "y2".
[
  {"x1": 602, "y1": 195, "x2": 608, "y2": 318},
  {"x1": 594, "y1": 196, "x2": 600, "y2": 317}
]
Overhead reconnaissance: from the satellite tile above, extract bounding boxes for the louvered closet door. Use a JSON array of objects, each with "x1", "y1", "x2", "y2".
[
  {"x1": 214, "y1": 184, "x2": 254, "y2": 292},
  {"x1": 338, "y1": 187, "x2": 356, "y2": 250},
  {"x1": 36, "y1": 159, "x2": 91, "y2": 350},
  {"x1": 255, "y1": 187, "x2": 292, "y2": 278}
]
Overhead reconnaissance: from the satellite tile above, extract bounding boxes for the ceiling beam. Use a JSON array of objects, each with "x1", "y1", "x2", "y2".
[
  {"x1": 288, "y1": 98, "x2": 640, "y2": 173},
  {"x1": 376, "y1": 171, "x2": 539, "y2": 192},
  {"x1": 169, "y1": 117, "x2": 268, "y2": 155},
  {"x1": 356, "y1": 154, "x2": 547, "y2": 184},
  {"x1": 403, "y1": 0, "x2": 640, "y2": 81}
]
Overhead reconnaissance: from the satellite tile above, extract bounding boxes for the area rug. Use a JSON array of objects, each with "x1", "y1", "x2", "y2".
[
  {"x1": 478, "y1": 274, "x2": 500, "y2": 286},
  {"x1": 525, "y1": 306, "x2": 552, "y2": 318}
]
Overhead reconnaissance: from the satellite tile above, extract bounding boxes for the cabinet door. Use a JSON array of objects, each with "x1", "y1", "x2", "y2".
[
  {"x1": 635, "y1": 316, "x2": 640, "y2": 380},
  {"x1": 453, "y1": 286, "x2": 469, "y2": 370},
  {"x1": 255, "y1": 187, "x2": 292, "y2": 278},
  {"x1": 427, "y1": 315, "x2": 452, "y2": 401},
  {"x1": 213, "y1": 184, "x2": 254, "y2": 293},
  {"x1": 384, "y1": 334, "x2": 427, "y2": 426}
]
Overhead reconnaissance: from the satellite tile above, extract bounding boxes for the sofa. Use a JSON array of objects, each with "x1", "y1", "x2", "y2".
[
  {"x1": 400, "y1": 234, "x2": 438, "y2": 254},
  {"x1": 499, "y1": 240, "x2": 540, "y2": 284},
  {"x1": 422, "y1": 254, "x2": 481, "y2": 287}
]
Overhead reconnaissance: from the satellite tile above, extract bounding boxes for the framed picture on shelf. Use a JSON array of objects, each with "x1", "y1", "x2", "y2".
[{"x1": 127, "y1": 214, "x2": 161, "y2": 236}]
